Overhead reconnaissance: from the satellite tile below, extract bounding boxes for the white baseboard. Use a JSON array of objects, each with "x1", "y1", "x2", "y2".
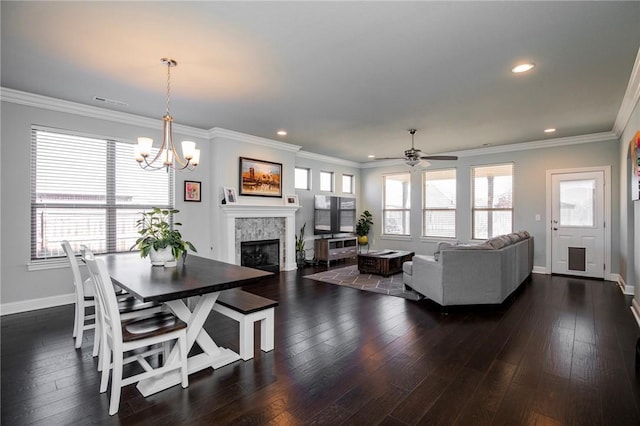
[
  {"x1": 532, "y1": 266, "x2": 547, "y2": 274},
  {"x1": 1, "y1": 293, "x2": 74, "y2": 316},
  {"x1": 612, "y1": 273, "x2": 634, "y2": 295},
  {"x1": 631, "y1": 299, "x2": 640, "y2": 329}
]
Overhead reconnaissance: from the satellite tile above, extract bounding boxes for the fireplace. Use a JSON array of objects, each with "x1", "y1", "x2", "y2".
[
  {"x1": 219, "y1": 204, "x2": 299, "y2": 271},
  {"x1": 241, "y1": 239, "x2": 280, "y2": 273}
]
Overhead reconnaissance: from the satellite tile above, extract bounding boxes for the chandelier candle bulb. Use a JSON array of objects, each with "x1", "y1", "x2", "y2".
[
  {"x1": 191, "y1": 149, "x2": 201, "y2": 166},
  {"x1": 137, "y1": 137, "x2": 153, "y2": 157},
  {"x1": 162, "y1": 149, "x2": 173, "y2": 166},
  {"x1": 182, "y1": 141, "x2": 196, "y2": 159}
]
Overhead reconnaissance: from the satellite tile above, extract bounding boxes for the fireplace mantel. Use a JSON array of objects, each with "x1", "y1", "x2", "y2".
[{"x1": 219, "y1": 204, "x2": 300, "y2": 271}]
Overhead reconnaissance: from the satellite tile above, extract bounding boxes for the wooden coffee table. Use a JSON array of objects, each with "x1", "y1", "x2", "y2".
[{"x1": 357, "y1": 250, "x2": 414, "y2": 277}]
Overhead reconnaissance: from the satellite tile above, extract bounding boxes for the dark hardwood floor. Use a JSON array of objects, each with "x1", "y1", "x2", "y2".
[{"x1": 3, "y1": 261, "x2": 640, "y2": 425}]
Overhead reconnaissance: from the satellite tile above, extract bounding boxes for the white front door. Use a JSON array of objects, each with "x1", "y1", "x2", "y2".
[{"x1": 551, "y1": 171, "x2": 605, "y2": 278}]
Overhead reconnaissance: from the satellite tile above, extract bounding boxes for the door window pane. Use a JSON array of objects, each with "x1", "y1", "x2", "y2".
[{"x1": 559, "y1": 179, "x2": 595, "y2": 227}]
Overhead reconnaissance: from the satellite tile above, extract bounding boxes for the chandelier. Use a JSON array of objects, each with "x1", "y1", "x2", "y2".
[{"x1": 134, "y1": 58, "x2": 200, "y2": 172}]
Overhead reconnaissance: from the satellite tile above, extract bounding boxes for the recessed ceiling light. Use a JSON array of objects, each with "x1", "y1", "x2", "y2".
[
  {"x1": 368, "y1": 154, "x2": 375, "y2": 158},
  {"x1": 276, "y1": 130, "x2": 287, "y2": 136},
  {"x1": 544, "y1": 128, "x2": 556, "y2": 133},
  {"x1": 511, "y1": 63, "x2": 535, "y2": 73}
]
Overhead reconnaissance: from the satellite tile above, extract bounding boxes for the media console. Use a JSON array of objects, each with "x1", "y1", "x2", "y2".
[{"x1": 314, "y1": 236, "x2": 357, "y2": 266}]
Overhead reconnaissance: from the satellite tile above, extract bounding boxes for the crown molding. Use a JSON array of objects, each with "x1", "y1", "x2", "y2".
[
  {"x1": 296, "y1": 150, "x2": 361, "y2": 168},
  {"x1": 359, "y1": 132, "x2": 619, "y2": 168},
  {"x1": 613, "y1": 47, "x2": 640, "y2": 137},
  {"x1": 208, "y1": 127, "x2": 301, "y2": 153},
  {"x1": 0, "y1": 87, "x2": 209, "y2": 139}
]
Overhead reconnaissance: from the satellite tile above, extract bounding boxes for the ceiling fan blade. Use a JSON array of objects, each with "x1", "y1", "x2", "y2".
[
  {"x1": 374, "y1": 157, "x2": 406, "y2": 160},
  {"x1": 419, "y1": 155, "x2": 458, "y2": 160}
]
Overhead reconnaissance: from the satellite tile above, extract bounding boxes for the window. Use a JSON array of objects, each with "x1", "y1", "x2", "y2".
[
  {"x1": 342, "y1": 174, "x2": 354, "y2": 194},
  {"x1": 383, "y1": 173, "x2": 411, "y2": 235},
  {"x1": 472, "y1": 163, "x2": 513, "y2": 239},
  {"x1": 31, "y1": 127, "x2": 173, "y2": 260},
  {"x1": 423, "y1": 169, "x2": 456, "y2": 238},
  {"x1": 320, "y1": 171, "x2": 333, "y2": 192},
  {"x1": 294, "y1": 167, "x2": 310, "y2": 190}
]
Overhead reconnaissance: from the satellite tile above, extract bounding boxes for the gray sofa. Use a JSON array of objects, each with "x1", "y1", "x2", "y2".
[{"x1": 403, "y1": 231, "x2": 533, "y2": 306}]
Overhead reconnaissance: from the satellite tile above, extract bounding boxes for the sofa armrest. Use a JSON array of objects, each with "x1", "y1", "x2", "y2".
[{"x1": 410, "y1": 255, "x2": 444, "y2": 304}]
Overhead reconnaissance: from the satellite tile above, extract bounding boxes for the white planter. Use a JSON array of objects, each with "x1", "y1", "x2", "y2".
[{"x1": 149, "y1": 246, "x2": 175, "y2": 266}]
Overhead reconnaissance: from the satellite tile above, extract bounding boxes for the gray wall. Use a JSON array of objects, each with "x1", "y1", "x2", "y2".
[
  {"x1": 0, "y1": 94, "x2": 631, "y2": 312},
  {"x1": 619, "y1": 97, "x2": 640, "y2": 297},
  {"x1": 360, "y1": 138, "x2": 621, "y2": 272},
  {"x1": 293, "y1": 153, "x2": 361, "y2": 260},
  {"x1": 0, "y1": 101, "x2": 210, "y2": 306}
]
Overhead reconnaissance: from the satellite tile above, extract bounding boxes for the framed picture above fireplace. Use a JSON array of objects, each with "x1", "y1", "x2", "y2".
[{"x1": 239, "y1": 157, "x2": 282, "y2": 198}]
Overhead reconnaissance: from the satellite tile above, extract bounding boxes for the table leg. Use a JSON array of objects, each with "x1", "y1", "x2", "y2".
[{"x1": 135, "y1": 292, "x2": 241, "y2": 396}]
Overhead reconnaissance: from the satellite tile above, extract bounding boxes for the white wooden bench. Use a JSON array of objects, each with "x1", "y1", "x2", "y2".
[{"x1": 212, "y1": 289, "x2": 278, "y2": 360}]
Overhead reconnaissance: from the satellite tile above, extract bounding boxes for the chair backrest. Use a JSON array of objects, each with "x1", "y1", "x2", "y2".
[
  {"x1": 84, "y1": 252, "x2": 122, "y2": 344},
  {"x1": 61, "y1": 240, "x2": 89, "y2": 298}
]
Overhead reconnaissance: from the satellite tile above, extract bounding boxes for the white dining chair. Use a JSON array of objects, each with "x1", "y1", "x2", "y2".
[
  {"x1": 61, "y1": 240, "x2": 97, "y2": 349},
  {"x1": 84, "y1": 251, "x2": 189, "y2": 415},
  {"x1": 62, "y1": 241, "x2": 160, "y2": 356}
]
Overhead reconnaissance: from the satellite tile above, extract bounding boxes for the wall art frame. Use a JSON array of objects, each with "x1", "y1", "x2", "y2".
[
  {"x1": 239, "y1": 157, "x2": 282, "y2": 198},
  {"x1": 184, "y1": 180, "x2": 201, "y2": 202}
]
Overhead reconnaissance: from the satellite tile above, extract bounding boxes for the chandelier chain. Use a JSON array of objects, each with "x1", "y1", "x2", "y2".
[{"x1": 165, "y1": 61, "x2": 171, "y2": 116}]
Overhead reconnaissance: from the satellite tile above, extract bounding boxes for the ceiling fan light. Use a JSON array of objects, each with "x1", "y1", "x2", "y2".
[{"x1": 406, "y1": 159, "x2": 420, "y2": 167}]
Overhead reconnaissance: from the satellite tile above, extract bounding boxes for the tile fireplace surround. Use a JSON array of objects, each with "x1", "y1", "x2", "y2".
[{"x1": 220, "y1": 204, "x2": 299, "y2": 271}]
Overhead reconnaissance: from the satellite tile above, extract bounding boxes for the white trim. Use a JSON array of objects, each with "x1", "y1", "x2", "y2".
[
  {"x1": 532, "y1": 266, "x2": 547, "y2": 275},
  {"x1": 613, "y1": 47, "x2": 640, "y2": 137},
  {"x1": 2, "y1": 87, "x2": 623, "y2": 170},
  {"x1": 359, "y1": 132, "x2": 618, "y2": 169},
  {"x1": 545, "y1": 166, "x2": 612, "y2": 278},
  {"x1": 1, "y1": 87, "x2": 208, "y2": 139},
  {"x1": 631, "y1": 298, "x2": 640, "y2": 328},
  {"x1": 297, "y1": 150, "x2": 361, "y2": 168},
  {"x1": 614, "y1": 273, "x2": 634, "y2": 295},
  {"x1": 1, "y1": 293, "x2": 74, "y2": 316},
  {"x1": 209, "y1": 127, "x2": 301, "y2": 153}
]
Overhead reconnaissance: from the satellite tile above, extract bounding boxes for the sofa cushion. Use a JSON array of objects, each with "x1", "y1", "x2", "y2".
[
  {"x1": 517, "y1": 230, "x2": 530, "y2": 239},
  {"x1": 434, "y1": 241, "x2": 458, "y2": 260},
  {"x1": 487, "y1": 236, "x2": 511, "y2": 249},
  {"x1": 450, "y1": 242, "x2": 494, "y2": 250}
]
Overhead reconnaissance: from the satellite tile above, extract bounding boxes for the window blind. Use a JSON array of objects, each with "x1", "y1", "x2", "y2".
[{"x1": 31, "y1": 127, "x2": 173, "y2": 259}]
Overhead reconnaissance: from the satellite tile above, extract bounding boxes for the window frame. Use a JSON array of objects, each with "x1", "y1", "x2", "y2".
[
  {"x1": 342, "y1": 174, "x2": 354, "y2": 194},
  {"x1": 382, "y1": 172, "x2": 411, "y2": 236},
  {"x1": 422, "y1": 168, "x2": 457, "y2": 239},
  {"x1": 30, "y1": 126, "x2": 174, "y2": 262},
  {"x1": 319, "y1": 170, "x2": 334, "y2": 192},
  {"x1": 471, "y1": 163, "x2": 514, "y2": 240},
  {"x1": 294, "y1": 167, "x2": 311, "y2": 190}
]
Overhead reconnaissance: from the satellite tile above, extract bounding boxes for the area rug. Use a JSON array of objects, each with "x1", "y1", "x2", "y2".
[{"x1": 303, "y1": 265, "x2": 422, "y2": 301}]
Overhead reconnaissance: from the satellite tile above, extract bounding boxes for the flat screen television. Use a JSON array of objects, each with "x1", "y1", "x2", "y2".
[{"x1": 314, "y1": 195, "x2": 356, "y2": 235}]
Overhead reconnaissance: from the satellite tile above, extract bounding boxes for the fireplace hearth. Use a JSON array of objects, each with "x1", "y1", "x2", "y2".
[{"x1": 240, "y1": 239, "x2": 280, "y2": 273}]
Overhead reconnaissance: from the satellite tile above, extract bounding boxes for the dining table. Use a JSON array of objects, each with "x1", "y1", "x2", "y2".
[{"x1": 101, "y1": 252, "x2": 274, "y2": 397}]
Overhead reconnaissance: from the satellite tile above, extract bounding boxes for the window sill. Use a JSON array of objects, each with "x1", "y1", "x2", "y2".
[
  {"x1": 27, "y1": 258, "x2": 70, "y2": 272},
  {"x1": 380, "y1": 234, "x2": 412, "y2": 241}
]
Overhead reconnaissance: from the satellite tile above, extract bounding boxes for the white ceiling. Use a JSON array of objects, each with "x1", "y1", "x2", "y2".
[{"x1": 2, "y1": 1, "x2": 639, "y2": 163}]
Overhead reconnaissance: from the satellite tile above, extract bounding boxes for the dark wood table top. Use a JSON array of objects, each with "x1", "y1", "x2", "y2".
[
  {"x1": 357, "y1": 250, "x2": 414, "y2": 259},
  {"x1": 101, "y1": 253, "x2": 274, "y2": 303}
]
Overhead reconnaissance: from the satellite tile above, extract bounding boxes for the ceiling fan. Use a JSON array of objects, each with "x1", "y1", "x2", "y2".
[{"x1": 376, "y1": 129, "x2": 458, "y2": 167}]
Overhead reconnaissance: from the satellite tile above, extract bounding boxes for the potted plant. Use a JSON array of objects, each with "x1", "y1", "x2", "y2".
[
  {"x1": 295, "y1": 222, "x2": 306, "y2": 267},
  {"x1": 132, "y1": 207, "x2": 197, "y2": 266},
  {"x1": 355, "y1": 210, "x2": 373, "y2": 245}
]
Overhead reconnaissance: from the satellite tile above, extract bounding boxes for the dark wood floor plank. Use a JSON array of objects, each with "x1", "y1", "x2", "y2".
[{"x1": 2, "y1": 268, "x2": 639, "y2": 425}]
